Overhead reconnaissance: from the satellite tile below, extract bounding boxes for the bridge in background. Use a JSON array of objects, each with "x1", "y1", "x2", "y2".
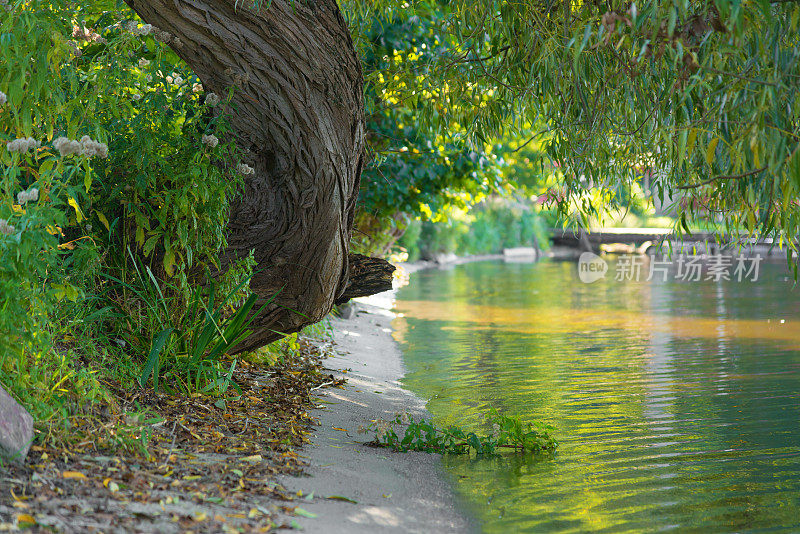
[{"x1": 549, "y1": 228, "x2": 788, "y2": 257}]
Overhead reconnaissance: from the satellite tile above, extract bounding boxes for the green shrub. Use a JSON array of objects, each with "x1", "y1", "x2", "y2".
[{"x1": 0, "y1": 1, "x2": 255, "y2": 436}]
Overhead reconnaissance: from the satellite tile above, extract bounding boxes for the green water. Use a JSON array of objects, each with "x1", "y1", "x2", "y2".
[{"x1": 393, "y1": 259, "x2": 800, "y2": 533}]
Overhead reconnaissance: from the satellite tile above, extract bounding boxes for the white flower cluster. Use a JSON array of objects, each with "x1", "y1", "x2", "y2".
[
  {"x1": 127, "y1": 21, "x2": 152, "y2": 36},
  {"x1": 0, "y1": 219, "x2": 14, "y2": 236},
  {"x1": 204, "y1": 93, "x2": 220, "y2": 107},
  {"x1": 138, "y1": 58, "x2": 150, "y2": 68},
  {"x1": 492, "y1": 423, "x2": 501, "y2": 439},
  {"x1": 79, "y1": 136, "x2": 109, "y2": 158},
  {"x1": 17, "y1": 187, "x2": 39, "y2": 205},
  {"x1": 152, "y1": 27, "x2": 172, "y2": 44},
  {"x1": 72, "y1": 24, "x2": 106, "y2": 44},
  {"x1": 0, "y1": 91, "x2": 7, "y2": 105},
  {"x1": 201, "y1": 134, "x2": 219, "y2": 148},
  {"x1": 6, "y1": 137, "x2": 40, "y2": 154},
  {"x1": 53, "y1": 136, "x2": 108, "y2": 158},
  {"x1": 192, "y1": 83, "x2": 203, "y2": 93},
  {"x1": 166, "y1": 73, "x2": 185, "y2": 86},
  {"x1": 53, "y1": 137, "x2": 80, "y2": 156},
  {"x1": 237, "y1": 163, "x2": 254, "y2": 175}
]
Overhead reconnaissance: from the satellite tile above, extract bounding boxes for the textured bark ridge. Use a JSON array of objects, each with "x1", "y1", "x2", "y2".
[
  {"x1": 335, "y1": 253, "x2": 396, "y2": 305},
  {"x1": 125, "y1": 0, "x2": 393, "y2": 352}
]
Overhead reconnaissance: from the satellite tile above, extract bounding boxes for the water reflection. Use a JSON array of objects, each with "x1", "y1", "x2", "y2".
[{"x1": 393, "y1": 259, "x2": 800, "y2": 533}]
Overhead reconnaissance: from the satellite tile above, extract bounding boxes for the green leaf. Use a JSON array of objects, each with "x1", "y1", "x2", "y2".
[
  {"x1": 326, "y1": 495, "x2": 358, "y2": 504},
  {"x1": 294, "y1": 507, "x2": 317, "y2": 518},
  {"x1": 140, "y1": 328, "x2": 174, "y2": 389},
  {"x1": 142, "y1": 234, "x2": 160, "y2": 257}
]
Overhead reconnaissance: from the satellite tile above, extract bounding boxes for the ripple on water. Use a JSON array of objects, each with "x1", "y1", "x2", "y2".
[{"x1": 395, "y1": 260, "x2": 800, "y2": 533}]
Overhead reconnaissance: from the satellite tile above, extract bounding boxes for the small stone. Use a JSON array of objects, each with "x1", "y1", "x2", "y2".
[
  {"x1": 0, "y1": 384, "x2": 34, "y2": 463},
  {"x1": 336, "y1": 303, "x2": 355, "y2": 320}
]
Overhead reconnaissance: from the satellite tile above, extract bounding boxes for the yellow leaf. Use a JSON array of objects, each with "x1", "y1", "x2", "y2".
[
  {"x1": 705, "y1": 138, "x2": 719, "y2": 166},
  {"x1": 97, "y1": 212, "x2": 110, "y2": 231},
  {"x1": 194, "y1": 512, "x2": 208, "y2": 521},
  {"x1": 15, "y1": 513, "x2": 36, "y2": 526},
  {"x1": 687, "y1": 128, "x2": 698, "y2": 155},
  {"x1": 241, "y1": 454, "x2": 262, "y2": 463},
  {"x1": 62, "y1": 471, "x2": 87, "y2": 480},
  {"x1": 46, "y1": 225, "x2": 64, "y2": 236},
  {"x1": 163, "y1": 248, "x2": 175, "y2": 276},
  {"x1": 750, "y1": 135, "x2": 760, "y2": 168},
  {"x1": 67, "y1": 197, "x2": 84, "y2": 223}
]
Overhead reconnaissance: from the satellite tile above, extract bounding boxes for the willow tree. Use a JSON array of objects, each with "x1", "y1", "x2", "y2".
[
  {"x1": 122, "y1": 0, "x2": 799, "y2": 350},
  {"x1": 347, "y1": 0, "x2": 800, "y2": 243},
  {"x1": 120, "y1": 0, "x2": 398, "y2": 352}
]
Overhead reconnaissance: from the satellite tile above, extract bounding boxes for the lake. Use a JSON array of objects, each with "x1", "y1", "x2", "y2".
[{"x1": 393, "y1": 258, "x2": 800, "y2": 533}]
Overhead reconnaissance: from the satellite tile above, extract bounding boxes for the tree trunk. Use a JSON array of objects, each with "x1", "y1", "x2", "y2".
[{"x1": 124, "y1": 0, "x2": 393, "y2": 352}]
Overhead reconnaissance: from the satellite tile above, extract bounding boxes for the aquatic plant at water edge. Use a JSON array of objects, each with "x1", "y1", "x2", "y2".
[{"x1": 362, "y1": 409, "x2": 557, "y2": 455}]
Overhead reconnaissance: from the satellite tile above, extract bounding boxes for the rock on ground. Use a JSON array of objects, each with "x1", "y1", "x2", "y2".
[{"x1": 0, "y1": 384, "x2": 34, "y2": 464}]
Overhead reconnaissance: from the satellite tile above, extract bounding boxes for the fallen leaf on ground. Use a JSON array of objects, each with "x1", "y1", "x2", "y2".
[
  {"x1": 294, "y1": 507, "x2": 317, "y2": 518},
  {"x1": 15, "y1": 513, "x2": 36, "y2": 526},
  {"x1": 326, "y1": 495, "x2": 357, "y2": 504}
]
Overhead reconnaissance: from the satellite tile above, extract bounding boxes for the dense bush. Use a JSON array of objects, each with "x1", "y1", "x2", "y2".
[{"x1": 0, "y1": 1, "x2": 255, "y2": 436}]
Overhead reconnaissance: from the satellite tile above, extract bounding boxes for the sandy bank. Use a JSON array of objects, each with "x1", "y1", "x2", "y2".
[{"x1": 279, "y1": 292, "x2": 475, "y2": 533}]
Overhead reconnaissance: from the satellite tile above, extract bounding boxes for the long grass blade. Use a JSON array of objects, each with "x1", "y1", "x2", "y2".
[{"x1": 140, "y1": 328, "x2": 174, "y2": 389}]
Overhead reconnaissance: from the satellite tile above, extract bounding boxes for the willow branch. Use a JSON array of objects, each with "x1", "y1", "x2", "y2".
[{"x1": 676, "y1": 166, "x2": 768, "y2": 190}]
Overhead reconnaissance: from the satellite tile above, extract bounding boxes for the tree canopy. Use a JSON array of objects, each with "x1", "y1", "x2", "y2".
[{"x1": 345, "y1": 0, "x2": 800, "y2": 252}]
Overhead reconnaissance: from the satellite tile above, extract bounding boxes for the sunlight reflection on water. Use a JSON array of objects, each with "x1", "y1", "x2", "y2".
[{"x1": 393, "y1": 259, "x2": 800, "y2": 533}]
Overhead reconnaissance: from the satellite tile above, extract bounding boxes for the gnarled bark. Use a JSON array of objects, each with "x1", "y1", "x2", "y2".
[
  {"x1": 335, "y1": 253, "x2": 396, "y2": 305},
  {"x1": 125, "y1": 0, "x2": 392, "y2": 352}
]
